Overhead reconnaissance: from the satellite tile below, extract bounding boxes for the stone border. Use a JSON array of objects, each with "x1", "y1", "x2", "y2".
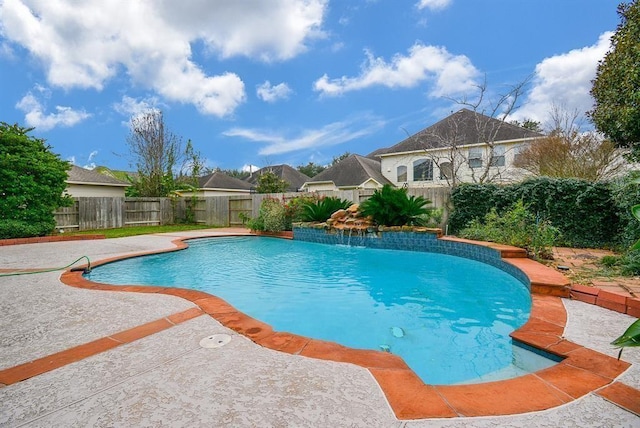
[
  {"x1": 0, "y1": 234, "x2": 105, "y2": 246},
  {"x1": 54, "y1": 234, "x2": 637, "y2": 419},
  {"x1": 571, "y1": 284, "x2": 640, "y2": 318}
]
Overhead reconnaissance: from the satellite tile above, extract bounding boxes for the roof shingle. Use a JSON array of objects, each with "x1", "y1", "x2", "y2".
[
  {"x1": 382, "y1": 108, "x2": 543, "y2": 155},
  {"x1": 304, "y1": 154, "x2": 391, "y2": 188}
]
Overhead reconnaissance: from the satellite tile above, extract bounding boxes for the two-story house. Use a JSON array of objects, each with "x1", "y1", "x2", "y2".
[{"x1": 377, "y1": 109, "x2": 543, "y2": 188}]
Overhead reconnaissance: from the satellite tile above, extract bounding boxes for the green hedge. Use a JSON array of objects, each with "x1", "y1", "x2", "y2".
[
  {"x1": 449, "y1": 177, "x2": 624, "y2": 248},
  {"x1": 0, "y1": 220, "x2": 55, "y2": 239}
]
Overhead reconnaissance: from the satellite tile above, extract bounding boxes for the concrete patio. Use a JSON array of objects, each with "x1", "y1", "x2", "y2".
[{"x1": 1, "y1": 229, "x2": 639, "y2": 427}]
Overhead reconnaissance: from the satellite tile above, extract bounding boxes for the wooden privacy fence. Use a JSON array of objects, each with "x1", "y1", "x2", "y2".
[{"x1": 54, "y1": 188, "x2": 452, "y2": 231}]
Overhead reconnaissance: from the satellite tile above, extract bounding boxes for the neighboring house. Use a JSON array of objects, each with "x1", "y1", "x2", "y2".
[
  {"x1": 300, "y1": 154, "x2": 392, "y2": 192},
  {"x1": 245, "y1": 164, "x2": 311, "y2": 192},
  {"x1": 180, "y1": 171, "x2": 253, "y2": 197},
  {"x1": 65, "y1": 165, "x2": 130, "y2": 197},
  {"x1": 377, "y1": 109, "x2": 543, "y2": 188}
]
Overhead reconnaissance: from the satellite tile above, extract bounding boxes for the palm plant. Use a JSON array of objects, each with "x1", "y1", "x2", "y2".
[
  {"x1": 300, "y1": 197, "x2": 352, "y2": 222},
  {"x1": 360, "y1": 185, "x2": 432, "y2": 227},
  {"x1": 612, "y1": 318, "x2": 640, "y2": 360}
]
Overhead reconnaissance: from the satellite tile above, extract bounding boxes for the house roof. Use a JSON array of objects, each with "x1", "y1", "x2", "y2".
[
  {"x1": 245, "y1": 164, "x2": 310, "y2": 191},
  {"x1": 381, "y1": 108, "x2": 543, "y2": 155},
  {"x1": 66, "y1": 165, "x2": 129, "y2": 187},
  {"x1": 303, "y1": 154, "x2": 391, "y2": 188},
  {"x1": 198, "y1": 171, "x2": 253, "y2": 190}
]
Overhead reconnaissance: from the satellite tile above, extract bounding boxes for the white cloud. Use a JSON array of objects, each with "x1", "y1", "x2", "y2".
[
  {"x1": 256, "y1": 81, "x2": 293, "y2": 103},
  {"x1": 223, "y1": 115, "x2": 385, "y2": 155},
  {"x1": 416, "y1": 0, "x2": 452, "y2": 11},
  {"x1": 313, "y1": 43, "x2": 479, "y2": 97},
  {"x1": 511, "y1": 32, "x2": 613, "y2": 124},
  {"x1": 242, "y1": 164, "x2": 260, "y2": 173},
  {"x1": 0, "y1": 0, "x2": 327, "y2": 117},
  {"x1": 113, "y1": 96, "x2": 161, "y2": 118},
  {"x1": 15, "y1": 90, "x2": 90, "y2": 131}
]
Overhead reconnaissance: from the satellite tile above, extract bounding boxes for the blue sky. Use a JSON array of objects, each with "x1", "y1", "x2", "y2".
[{"x1": 0, "y1": 0, "x2": 620, "y2": 173}]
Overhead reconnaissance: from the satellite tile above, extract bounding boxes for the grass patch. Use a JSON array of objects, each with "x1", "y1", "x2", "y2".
[{"x1": 69, "y1": 224, "x2": 217, "y2": 239}]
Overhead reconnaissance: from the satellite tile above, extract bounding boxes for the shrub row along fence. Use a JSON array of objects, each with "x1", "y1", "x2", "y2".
[
  {"x1": 54, "y1": 188, "x2": 452, "y2": 231},
  {"x1": 448, "y1": 176, "x2": 640, "y2": 249}
]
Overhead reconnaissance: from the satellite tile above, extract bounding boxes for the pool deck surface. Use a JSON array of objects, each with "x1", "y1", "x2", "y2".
[{"x1": 0, "y1": 228, "x2": 639, "y2": 427}]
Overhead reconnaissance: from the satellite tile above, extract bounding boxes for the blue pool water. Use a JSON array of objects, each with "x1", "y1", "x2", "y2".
[{"x1": 86, "y1": 236, "x2": 550, "y2": 385}]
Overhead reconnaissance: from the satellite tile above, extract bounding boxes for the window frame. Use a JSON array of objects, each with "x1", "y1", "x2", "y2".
[
  {"x1": 468, "y1": 147, "x2": 483, "y2": 169},
  {"x1": 489, "y1": 145, "x2": 506, "y2": 167},
  {"x1": 396, "y1": 165, "x2": 407, "y2": 182},
  {"x1": 412, "y1": 158, "x2": 433, "y2": 181}
]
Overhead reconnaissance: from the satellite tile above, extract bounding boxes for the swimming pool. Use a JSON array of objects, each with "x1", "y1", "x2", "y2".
[{"x1": 86, "y1": 236, "x2": 553, "y2": 385}]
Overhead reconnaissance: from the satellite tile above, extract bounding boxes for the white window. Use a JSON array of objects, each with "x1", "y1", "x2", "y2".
[
  {"x1": 468, "y1": 147, "x2": 483, "y2": 168},
  {"x1": 413, "y1": 159, "x2": 433, "y2": 181},
  {"x1": 397, "y1": 165, "x2": 407, "y2": 182},
  {"x1": 490, "y1": 145, "x2": 505, "y2": 167}
]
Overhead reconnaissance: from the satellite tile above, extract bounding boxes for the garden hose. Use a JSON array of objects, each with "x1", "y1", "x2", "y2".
[{"x1": 0, "y1": 256, "x2": 92, "y2": 277}]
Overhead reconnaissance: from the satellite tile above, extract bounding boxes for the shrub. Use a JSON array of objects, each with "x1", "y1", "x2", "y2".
[
  {"x1": 245, "y1": 198, "x2": 287, "y2": 232},
  {"x1": 284, "y1": 195, "x2": 319, "y2": 228},
  {"x1": 360, "y1": 185, "x2": 433, "y2": 227},
  {"x1": 459, "y1": 200, "x2": 561, "y2": 260},
  {"x1": 260, "y1": 198, "x2": 287, "y2": 232},
  {"x1": 449, "y1": 177, "x2": 620, "y2": 248},
  {"x1": 300, "y1": 196, "x2": 352, "y2": 222},
  {"x1": 611, "y1": 172, "x2": 640, "y2": 249},
  {"x1": 0, "y1": 220, "x2": 55, "y2": 239},
  {"x1": 600, "y1": 255, "x2": 620, "y2": 268},
  {"x1": 620, "y1": 249, "x2": 640, "y2": 276},
  {"x1": 0, "y1": 123, "x2": 72, "y2": 238}
]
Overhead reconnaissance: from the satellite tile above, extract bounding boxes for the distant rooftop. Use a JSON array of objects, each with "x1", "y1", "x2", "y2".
[{"x1": 66, "y1": 165, "x2": 129, "y2": 187}]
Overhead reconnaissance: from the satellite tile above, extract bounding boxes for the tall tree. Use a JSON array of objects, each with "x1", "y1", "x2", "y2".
[
  {"x1": 126, "y1": 110, "x2": 184, "y2": 196},
  {"x1": 331, "y1": 152, "x2": 352, "y2": 166},
  {"x1": 590, "y1": 0, "x2": 640, "y2": 160},
  {"x1": 297, "y1": 162, "x2": 326, "y2": 177},
  {"x1": 0, "y1": 123, "x2": 72, "y2": 238},
  {"x1": 510, "y1": 119, "x2": 543, "y2": 132},
  {"x1": 255, "y1": 170, "x2": 289, "y2": 193},
  {"x1": 514, "y1": 106, "x2": 624, "y2": 181}
]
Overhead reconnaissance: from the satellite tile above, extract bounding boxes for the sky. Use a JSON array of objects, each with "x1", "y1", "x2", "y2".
[{"x1": 0, "y1": 0, "x2": 621, "y2": 173}]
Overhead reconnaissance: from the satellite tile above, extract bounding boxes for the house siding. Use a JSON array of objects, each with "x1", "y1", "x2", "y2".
[
  {"x1": 380, "y1": 140, "x2": 532, "y2": 188},
  {"x1": 65, "y1": 183, "x2": 127, "y2": 198}
]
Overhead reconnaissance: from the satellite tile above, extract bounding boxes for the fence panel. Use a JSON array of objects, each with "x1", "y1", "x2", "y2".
[
  {"x1": 53, "y1": 187, "x2": 453, "y2": 231},
  {"x1": 205, "y1": 196, "x2": 230, "y2": 225},
  {"x1": 78, "y1": 197, "x2": 125, "y2": 230},
  {"x1": 229, "y1": 196, "x2": 252, "y2": 226},
  {"x1": 124, "y1": 198, "x2": 161, "y2": 227},
  {"x1": 54, "y1": 200, "x2": 80, "y2": 231}
]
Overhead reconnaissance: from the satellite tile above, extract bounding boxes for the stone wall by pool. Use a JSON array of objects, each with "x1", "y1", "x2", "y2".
[{"x1": 293, "y1": 225, "x2": 530, "y2": 289}]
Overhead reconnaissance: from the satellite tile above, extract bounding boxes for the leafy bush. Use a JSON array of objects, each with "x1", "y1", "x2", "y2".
[
  {"x1": 449, "y1": 178, "x2": 620, "y2": 248},
  {"x1": 600, "y1": 255, "x2": 620, "y2": 268},
  {"x1": 300, "y1": 196, "x2": 352, "y2": 222},
  {"x1": 0, "y1": 220, "x2": 55, "y2": 239},
  {"x1": 611, "y1": 172, "x2": 640, "y2": 249},
  {"x1": 284, "y1": 195, "x2": 319, "y2": 228},
  {"x1": 360, "y1": 184, "x2": 433, "y2": 227},
  {"x1": 245, "y1": 198, "x2": 287, "y2": 232},
  {"x1": 459, "y1": 200, "x2": 561, "y2": 259},
  {"x1": 620, "y1": 249, "x2": 640, "y2": 276},
  {"x1": 0, "y1": 123, "x2": 72, "y2": 238}
]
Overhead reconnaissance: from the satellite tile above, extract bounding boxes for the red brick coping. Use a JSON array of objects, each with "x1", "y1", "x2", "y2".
[
  {"x1": 10, "y1": 234, "x2": 635, "y2": 419},
  {"x1": 571, "y1": 284, "x2": 640, "y2": 318},
  {"x1": 0, "y1": 234, "x2": 105, "y2": 246}
]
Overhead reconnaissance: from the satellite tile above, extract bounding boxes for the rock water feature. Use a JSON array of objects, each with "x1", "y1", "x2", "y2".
[
  {"x1": 325, "y1": 204, "x2": 377, "y2": 246},
  {"x1": 294, "y1": 204, "x2": 442, "y2": 247}
]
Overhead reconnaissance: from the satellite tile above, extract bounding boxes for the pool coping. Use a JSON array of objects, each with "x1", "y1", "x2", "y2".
[{"x1": 49, "y1": 234, "x2": 637, "y2": 419}]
